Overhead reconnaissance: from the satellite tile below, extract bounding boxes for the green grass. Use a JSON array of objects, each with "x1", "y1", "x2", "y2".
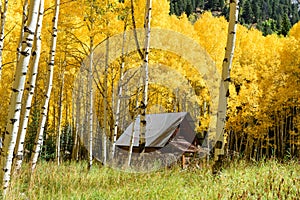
[{"x1": 6, "y1": 159, "x2": 300, "y2": 200}]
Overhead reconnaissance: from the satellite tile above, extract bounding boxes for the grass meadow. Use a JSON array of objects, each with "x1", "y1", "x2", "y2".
[{"x1": 6, "y1": 159, "x2": 300, "y2": 200}]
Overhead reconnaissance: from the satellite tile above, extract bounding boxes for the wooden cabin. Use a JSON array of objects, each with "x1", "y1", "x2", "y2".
[{"x1": 115, "y1": 112, "x2": 202, "y2": 168}]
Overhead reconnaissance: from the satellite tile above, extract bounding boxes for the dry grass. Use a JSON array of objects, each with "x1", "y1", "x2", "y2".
[{"x1": 5, "y1": 159, "x2": 300, "y2": 199}]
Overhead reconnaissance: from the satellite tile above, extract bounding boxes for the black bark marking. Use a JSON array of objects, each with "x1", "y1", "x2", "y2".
[
  {"x1": 24, "y1": 26, "x2": 35, "y2": 35},
  {"x1": 226, "y1": 90, "x2": 230, "y2": 97},
  {"x1": 139, "y1": 101, "x2": 146, "y2": 109},
  {"x1": 224, "y1": 77, "x2": 231, "y2": 82},
  {"x1": 20, "y1": 50, "x2": 30, "y2": 56}
]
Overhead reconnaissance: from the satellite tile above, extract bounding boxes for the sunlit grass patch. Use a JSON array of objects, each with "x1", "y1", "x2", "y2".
[{"x1": 6, "y1": 159, "x2": 300, "y2": 200}]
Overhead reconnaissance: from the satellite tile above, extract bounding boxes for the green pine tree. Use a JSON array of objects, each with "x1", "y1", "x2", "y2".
[
  {"x1": 280, "y1": 13, "x2": 291, "y2": 36},
  {"x1": 242, "y1": 1, "x2": 254, "y2": 24}
]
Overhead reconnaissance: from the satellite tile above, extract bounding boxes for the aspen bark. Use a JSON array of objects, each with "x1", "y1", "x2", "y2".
[
  {"x1": 102, "y1": 37, "x2": 109, "y2": 166},
  {"x1": 56, "y1": 72, "x2": 64, "y2": 166},
  {"x1": 16, "y1": 0, "x2": 29, "y2": 63},
  {"x1": 0, "y1": 0, "x2": 41, "y2": 194},
  {"x1": 112, "y1": 27, "x2": 127, "y2": 158},
  {"x1": 214, "y1": 0, "x2": 239, "y2": 162},
  {"x1": 266, "y1": 127, "x2": 270, "y2": 157},
  {"x1": 72, "y1": 85, "x2": 80, "y2": 161},
  {"x1": 31, "y1": 0, "x2": 60, "y2": 172},
  {"x1": 88, "y1": 36, "x2": 94, "y2": 170},
  {"x1": 72, "y1": 76, "x2": 83, "y2": 161},
  {"x1": 128, "y1": 88, "x2": 140, "y2": 166},
  {"x1": 139, "y1": 0, "x2": 152, "y2": 153},
  {"x1": 0, "y1": 0, "x2": 8, "y2": 82},
  {"x1": 291, "y1": 106, "x2": 295, "y2": 156},
  {"x1": 130, "y1": 0, "x2": 143, "y2": 59},
  {"x1": 127, "y1": 118, "x2": 136, "y2": 166},
  {"x1": 14, "y1": 0, "x2": 44, "y2": 172}
]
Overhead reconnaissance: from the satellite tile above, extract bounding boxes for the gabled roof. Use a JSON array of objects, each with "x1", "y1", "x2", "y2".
[{"x1": 116, "y1": 112, "x2": 196, "y2": 148}]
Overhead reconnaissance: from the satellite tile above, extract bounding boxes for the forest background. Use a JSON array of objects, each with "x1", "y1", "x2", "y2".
[{"x1": 0, "y1": 0, "x2": 300, "y2": 175}]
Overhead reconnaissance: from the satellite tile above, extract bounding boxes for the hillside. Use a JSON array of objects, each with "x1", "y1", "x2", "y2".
[{"x1": 170, "y1": 0, "x2": 300, "y2": 36}]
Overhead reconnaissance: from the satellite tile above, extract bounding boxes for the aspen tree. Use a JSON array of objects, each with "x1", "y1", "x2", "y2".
[
  {"x1": 72, "y1": 76, "x2": 83, "y2": 161},
  {"x1": 111, "y1": 22, "x2": 128, "y2": 158},
  {"x1": 102, "y1": 36, "x2": 109, "y2": 166},
  {"x1": 88, "y1": 36, "x2": 94, "y2": 170},
  {"x1": 0, "y1": 0, "x2": 41, "y2": 194},
  {"x1": 72, "y1": 0, "x2": 110, "y2": 168},
  {"x1": 139, "y1": 0, "x2": 152, "y2": 153},
  {"x1": 56, "y1": 71, "x2": 64, "y2": 166},
  {"x1": 14, "y1": 0, "x2": 44, "y2": 172},
  {"x1": 72, "y1": 87, "x2": 79, "y2": 161},
  {"x1": 128, "y1": 81, "x2": 142, "y2": 166},
  {"x1": 31, "y1": 0, "x2": 60, "y2": 172},
  {"x1": 130, "y1": 0, "x2": 143, "y2": 59},
  {"x1": 0, "y1": 0, "x2": 8, "y2": 82},
  {"x1": 85, "y1": 0, "x2": 101, "y2": 170},
  {"x1": 214, "y1": 0, "x2": 239, "y2": 164},
  {"x1": 127, "y1": 117, "x2": 136, "y2": 166},
  {"x1": 16, "y1": 0, "x2": 28, "y2": 63}
]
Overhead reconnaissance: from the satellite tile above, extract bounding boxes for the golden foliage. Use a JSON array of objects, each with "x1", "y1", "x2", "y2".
[{"x1": 1, "y1": 0, "x2": 300, "y2": 158}]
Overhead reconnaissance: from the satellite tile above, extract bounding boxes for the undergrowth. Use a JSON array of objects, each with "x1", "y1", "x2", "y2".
[{"x1": 6, "y1": 159, "x2": 300, "y2": 200}]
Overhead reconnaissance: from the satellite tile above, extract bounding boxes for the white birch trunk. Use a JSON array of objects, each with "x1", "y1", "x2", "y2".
[
  {"x1": 111, "y1": 28, "x2": 127, "y2": 158},
  {"x1": 56, "y1": 72, "x2": 64, "y2": 166},
  {"x1": 31, "y1": 0, "x2": 60, "y2": 172},
  {"x1": 14, "y1": 0, "x2": 44, "y2": 172},
  {"x1": 128, "y1": 87, "x2": 141, "y2": 166},
  {"x1": 72, "y1": 75, "x2": 83, "y2": 161},
  {"x1": 79, "y1": 76, "x2": 86, "y2": 161},
  {"x1": 0, "y1": 0, "x2": 41, "y2": 194},
  {"x1": 214, "y1": 0, "x2": 239, "y2": 161},
  {"x1": 102, "y1": 129, "x2": 107, "y2": 164},
  {"x1": 88, "y1": 37, "x2": 94, "y2": 170},
  {"x1": 127, "y1": 118, "x2": 136, "y2": 167},
  {"x1": 130, "y1": 0, "x2": 143, "y2": 59},
  {"x1": 16, "y1": 0, "x2": 29, "y2": 64},
  {"x1": 139, "y1": 0, "x2": 152, "y2": 152},
  {"x1": 0, "y1": 0, "x2": 8, "y2": 82},
  {"x1": 72, "y1": 85, "x2": 79, "y2": 161},
  {"x1": 102, "y1": 37, "x2": 109, "y2": 166}
]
